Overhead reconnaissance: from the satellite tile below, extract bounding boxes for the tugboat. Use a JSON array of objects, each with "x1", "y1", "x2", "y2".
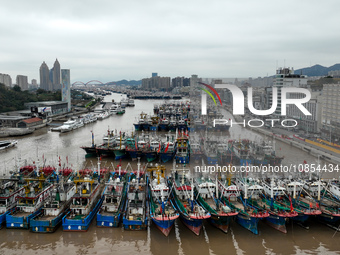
[
  {"x1": 0, "y1": 177, "x2": 25, "y2": 229},
  {"x1": 148, "y1": 165, "x2": 179, "y2": 236},
  {"x1": 30, "y1": 180, "x2": 76, "y2": 233},
  {"x1": 122, "y1": 160, "x2": 148, "y2": 230},
  {"x1": 6, "y1": 177, "x2": 53, "y2": 229},
  {"x1": 62, "y1": 172, "x2": 103, "y2": 231},
  {"x1": 97, "y1": 168, "x2": 128, "y2": 227}
]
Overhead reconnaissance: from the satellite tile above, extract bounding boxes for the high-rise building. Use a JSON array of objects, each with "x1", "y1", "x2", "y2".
[
  {"x1": 142, "y1": 74, "x2": 171, "y2": 91},
  {"x1": 52, "y1": 59, "x2": 61, "y2": 90},
  {"x1": 0, "y1": 73, "x2": 12, "y2": 87},
  {"x1": 16, "y1": 75, "x2": 28, "y2": 90},
  {"x1": 321, "y1": 84, "x2": 340, "y2": 141},
  {"x1": 271, "y1": 67, "x2": 307, "y2": 117},
  {"x1": 152, "y1": 73, "x2": 158, "y2": 77},
  {"x1": 61, "y1": 69, "x2": 71, "y2": 112},
  {"x1": 31, "y1": 79, "x2": 37, "y2": 87},
  {"x1": 40, "y1": 61, "x2": 51, "y2": 91}
]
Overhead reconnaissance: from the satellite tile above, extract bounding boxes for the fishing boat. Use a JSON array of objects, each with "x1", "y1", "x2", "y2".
[
  {"x1": 190, "y1": 136, "x2": 204, "y2": 162},
  {"x1": 148, "y1": 165, "x2": 179, "y2": 236},
  {"x1": 126, "y1": 134, "x2": 147, "y2": 160},
  {"x1": 0, "y1": 140, "x2": 18, "y2": 151},
  {"x1": 204, "y1": 139, "x2": 219, "y2": 165},
  {"x1": 62, "y1": 175, "x2": 103, "y2": 231},
  {"x1": 159, "y1": 118, "x2": 169, "y2": 131},
  {"x1": 159, "y1": 140, "x2": 176, "y2": 163},
  {"x1": 175, "y1": 130, "x2": 190, "y2": 164},
  {"x1": 144, "y1": 138, "x2": 161, "y2": 163},
  {"x1": 276, "y1": 180, "x2": 322, "y2": 228},
  {"x1": 149, "y1": 116, "x2": 159, "y2": 131},
  {"x1": 6, "y1": 177, "x2": 53, "y2": 229},
  {"x1": 122, "y1": 161, "x2": 148, "y2": 230},
  {"x1": 30, "y1": 181, "x2": 76, "y2": 233},
  {"x1": 211, "y1": 119, "x2": 230, "y2": 131},
  {"x1": 0, "y1": 177, "x2": 25, "y2": 229},
  {"x1": 170, "y1": 168, "x2": 210, "y2": 235},
  {"x1": 256, "y1": 178, "x2": 298, "y2": 233},
  {"x1": 195, "y1": 176, "x2": 238, "y2": 233},
  {"x1": 304, "y1": 179, "x2": 340, "y2": 226},
  {"x1": 220, "y1": 178, "x2": 269, "y2": 235},
  {"x1": 133, "y1": 113, "x2": 148, "y2": 131},
  {"x1": 97, "y1": 170, "x2": 128, "y2": 227}
]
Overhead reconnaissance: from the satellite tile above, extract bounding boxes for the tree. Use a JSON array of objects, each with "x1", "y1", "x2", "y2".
[{"x1": 12, "y1": 85, "x2": 21, "y2": 92}]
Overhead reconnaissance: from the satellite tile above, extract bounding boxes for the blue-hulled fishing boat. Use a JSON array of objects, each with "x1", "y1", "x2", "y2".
[
  {"x1": 30, "y1": 181, "x2": 76, "y2": 233},
  {"x1": 175, "y1": 131, "x2": 189, "y2": 164},
  {"x1": 6, "y1": 177, "x2": 53, "y2": 229},
  {"x1": 123, "y1": 162, "x2": 148, "y2": 230},
  {"x1": 148, "y1": 165, "x2": 179, "y2": 236},
  {"x1": 195, "y1": 176, "x2": 238, "y2": 233},
  {"x1": 221, "y1": 178, "x2": 269, "y2": 235},
  {"x1": 0, "y1": 177, "x2": 25, "y2": 229},
  {"x1": 62, "y1": 176, "x2": 103, "y2": 231},
  {"x1": 170, "y1": 168, "x2": 210, "y2": 235},
  {"x1": 97, "y1": 170, "x2": 128, "y2": 227}
]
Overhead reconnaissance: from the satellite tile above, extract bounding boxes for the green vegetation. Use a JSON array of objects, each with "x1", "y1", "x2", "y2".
[
  {"x1": 309, "y1": 77, "x2": 340, "y2": 90},
  {"x1": 0, "y1": 83, "x2": 62, "y2": 113}
]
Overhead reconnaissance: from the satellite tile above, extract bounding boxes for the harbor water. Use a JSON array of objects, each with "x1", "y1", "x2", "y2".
[{"x1": 1, "y1": 93, "x2": 340, "y2": 255}]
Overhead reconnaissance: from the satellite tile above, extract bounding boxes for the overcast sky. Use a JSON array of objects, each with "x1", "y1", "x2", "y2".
[{"x1": 1, "y1": 0, "x2": 340, "y2": 83}]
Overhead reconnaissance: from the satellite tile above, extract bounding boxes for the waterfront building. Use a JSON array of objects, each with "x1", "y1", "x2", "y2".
[
  {"x1": 0, "y1": 115, "x2": 28, "y2": 127},
  {"x1": 321, "y1": 83, "x2": 340, "y2": 142},
  {"x1": 17, "y1": 117, "x2": 43, "y2": 128},
  {"x1": 61, "y1": 69, "x2": 71, "y2": 112},
  {"x1": 24, "y1": 101, "x2": 69, "y2": 116},
  {"x1": 286, "y1": 90, "x2": 322, "y2": 133},
  {"x1": 0, "y1": 73, "x2": 12, "y2": 87},
  {"x1": 16, "y1": 75, "x2": 28, "y2": 91}
]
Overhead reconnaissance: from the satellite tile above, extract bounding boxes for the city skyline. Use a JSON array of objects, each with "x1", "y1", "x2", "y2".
[{"x1": 1, "y1": 0, "x2": 340, "y2": 82}]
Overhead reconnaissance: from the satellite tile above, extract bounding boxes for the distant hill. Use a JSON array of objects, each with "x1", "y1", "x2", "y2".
[
  {"x1": 106, "y1": 80, "x2": 141, "y2": 86},
  {"x1": 294, "y1": 64, "x2": 340, "y2": 76}
]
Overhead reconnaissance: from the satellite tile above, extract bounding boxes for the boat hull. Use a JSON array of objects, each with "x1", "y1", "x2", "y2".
[
  {"x1": 264, "y1": 215, "x2": 287, "y2": 233},
  {"x1": 235, "y1": 213, "x2": 260, "y2": 235},
  {"x1": 122, "y1": 217, "x2": 148, "y2": 230},
  {"x1": 151, "y1": 215, "x2": 179, "y2": 236},
  {"x1": 179, "y1": 214, "x2": 204, "y2": 236},
  {"x1": 6, "y1": 208, "x2": 42, "y2": 229},
  {"x1": 97, "y1": 213, "x2": 122, "y2": 227},
  {"x1": 30, "y1": 210, "x2": 68, "y2": 233},
  {"x1": 208, "y1": 214, "x2": 235, "y2": 234},
  {"x1": 62, "y1": 196, "x2": 104, "y2": 232}
]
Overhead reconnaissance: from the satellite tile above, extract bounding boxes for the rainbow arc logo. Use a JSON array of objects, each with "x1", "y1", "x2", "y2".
[{"x1": 198, "y1": 82, "x2": 222, "y2": 115}]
